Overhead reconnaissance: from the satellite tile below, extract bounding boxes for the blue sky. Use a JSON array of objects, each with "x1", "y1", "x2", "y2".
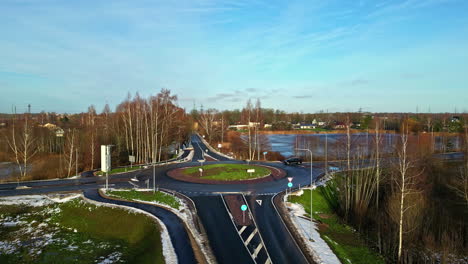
[{"x1": 1, "y1": 0, "x2": 467, "y2": 114}]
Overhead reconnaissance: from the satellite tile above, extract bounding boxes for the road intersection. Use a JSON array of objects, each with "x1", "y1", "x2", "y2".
[{"x1": 0, "y1": 134, "x2": 323, "y2": 264}]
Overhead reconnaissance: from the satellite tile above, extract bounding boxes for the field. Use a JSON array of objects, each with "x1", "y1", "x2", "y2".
[
  {"x1": 288, "y1": 189, "x2": 384, "y2": 264},
  {"x1": 0, "y1": 195, "x2": 164, "y2": 264},
  {"x1": 106, "y1": 189, "x2": 181, "y2": 209},
  {"x1": 182, "y1": 164, "x2": 271, "y2": 181}
]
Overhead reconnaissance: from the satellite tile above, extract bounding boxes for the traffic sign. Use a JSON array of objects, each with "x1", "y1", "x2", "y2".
[
  {"x1": 287, "y1": 177, "x2": 293, "y2": 182},
  {"x1": 247, "y1": 169, "x2": 256, "y2": 173},
  {"x1": 256, "y1": 200, "x2": 263, "y2": 206},
  {"x1": 288, "y1": 182, "x2": 293, "y2": 188},
  {"x1": 241, "y1": 204, "x2": 247, "y2": 211},
  {"x1": 198, "y1": 168, "x2": 203, "y2": 172}
]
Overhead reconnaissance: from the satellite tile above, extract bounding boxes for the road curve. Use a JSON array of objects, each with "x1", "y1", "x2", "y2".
[{"x1": 83, "y1": 189, "x2": 197, "y2": 264}]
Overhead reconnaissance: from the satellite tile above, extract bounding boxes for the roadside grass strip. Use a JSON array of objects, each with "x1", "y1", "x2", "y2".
[
  {"x1": 0, "y1": 194, "x2": 164, "y2": 264},
  {"x1": 288, "y1": 189, "x2": 384, "y2": 264},
  {"x1": 96, "y1": 166, "x2": 142, "y2": 176},
  {"x1": 106, "y1": 189, "x2": 181, "y2": 210},
  {"x1": 182, "y1": 164, "x2": 271, "y2": 181}
]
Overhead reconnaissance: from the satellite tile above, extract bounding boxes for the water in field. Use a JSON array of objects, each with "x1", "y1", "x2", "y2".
[
  {"x1": 0, "y1": 162, "x2": 20, "y2": 180},
  {"x1": 265, "y1": 133, "x2": 462, "y2": 158}
]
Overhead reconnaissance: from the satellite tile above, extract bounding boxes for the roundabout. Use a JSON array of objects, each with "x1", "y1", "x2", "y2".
[{"x1": 166, "y1": 163, "x2": 287, "y2": 184}]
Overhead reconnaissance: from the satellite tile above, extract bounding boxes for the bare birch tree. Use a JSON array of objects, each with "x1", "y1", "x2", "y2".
[{"x1": 6, "y1": 113, "x2": 38, "y2": 183}]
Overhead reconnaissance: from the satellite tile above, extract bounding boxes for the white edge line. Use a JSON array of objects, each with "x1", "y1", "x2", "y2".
[
  {"x1": 220, "y1": 194, "x2": 257, "y2": 264},
  {"x1": 270, "y1": 192, "x2": 310, "y2": 262},
  {"x1": 242, "y1": 194, "x2": 273, "y2": 263}
]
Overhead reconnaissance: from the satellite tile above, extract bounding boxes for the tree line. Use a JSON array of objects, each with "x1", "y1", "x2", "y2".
[{"x1": 0, "y1": 89, "x2": 191, "y2": 182}]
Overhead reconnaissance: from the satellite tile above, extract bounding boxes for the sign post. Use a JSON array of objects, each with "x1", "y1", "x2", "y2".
[
  {"x1": 199, "y1": 168, "x2": 203, "y2": 177},
  {"x1": 128, "y1": 155, "x2": 135, "y2": 172},
  {"x1": 288, "y1": 182, "x2": 293, "y2": 194},
  {"x1": 247, "y1": 169, "x2": 255, "y2": 178},
  {"x1": 101, "y1": 145, "x2": 112, "y2": 190},
  {"x1": 263, "y1": 151, "x2": 268, "y2": 161},
  {"x1": 241, "y1": 204, "x2": 247, "y2": 224},
  {"x1": 198, "y1": 159, "x2": 205, "y2": 167}
]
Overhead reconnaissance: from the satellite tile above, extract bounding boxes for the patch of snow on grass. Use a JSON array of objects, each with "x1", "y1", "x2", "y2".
[
  {"x1": 97, "y1": 251, "x2": 123, "y2": 264},
  {"x1": 285, "y1": 198, "x2": 341, "y2": 264}
]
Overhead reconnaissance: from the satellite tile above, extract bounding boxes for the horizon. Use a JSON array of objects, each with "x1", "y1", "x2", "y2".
[{"x1": 1, "y1": 0, "x2": 468, "y2": 113}]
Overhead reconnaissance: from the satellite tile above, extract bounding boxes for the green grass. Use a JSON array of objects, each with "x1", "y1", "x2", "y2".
[
  {"x1": 0, "y1": 198, "x2": 164, "y2": 264},
  {"x1": 107, "y1": 189, "x2": 180, "y2": 209},
  {"x1": 288, "y1": 189, "x2": 384, "y2": 264},
  {"x1": 182, "y1": 163, "x2": 271, "y2": 181},
  {"x1": 96, "y1": 166, "x2": 141, "y2": 176}
]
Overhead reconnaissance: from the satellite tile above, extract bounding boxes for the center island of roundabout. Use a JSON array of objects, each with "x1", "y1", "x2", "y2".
[{"x1": 167, "y1": 163, "x2": 287, "y2": 184}]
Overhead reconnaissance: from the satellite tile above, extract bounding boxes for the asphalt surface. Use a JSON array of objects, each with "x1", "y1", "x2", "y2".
[
  {"x1": 83, "y1": 189, "x2": 196, "y2": 264},
  {"x1": 191, "y1": 195, "x2": 255, "y2": 264},
  {"x1": 0, "y1": 133, "x2": 463, "y2": 264},
  {"x1": 247, "y1": 195, "x2": 309, "y2": 264}
]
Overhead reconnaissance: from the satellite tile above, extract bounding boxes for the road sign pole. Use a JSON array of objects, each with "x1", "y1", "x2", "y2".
[
  {"x1": 106, "y1": 171, "x2": 108, "y2": 190},
  {"x1": 243, "y1": 211, "x2": 245, "y2": 224}
]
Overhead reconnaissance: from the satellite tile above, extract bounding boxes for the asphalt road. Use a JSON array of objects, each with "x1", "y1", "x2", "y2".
[
  {"x1": 1, "y1": 134, "x2": 462, "y2": 264},
  {"x1": 247, "y1": 195, "x2": 309, "y2": 264},
  {"x1": 191, "y1": 195, "x2": 255, "y2": 264}
]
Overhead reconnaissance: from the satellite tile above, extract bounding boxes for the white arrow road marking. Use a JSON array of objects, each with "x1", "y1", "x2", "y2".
[{"x1": 256, "y1": 200, "x2": 263, "y2": 206}]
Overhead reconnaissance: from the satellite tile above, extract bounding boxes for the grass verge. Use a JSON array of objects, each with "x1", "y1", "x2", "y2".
[
  {"x1": 0, "y1": 197, "x2": 164, "y2": 264},
  {"x1": 182, "y1": 164, "x2": 271, "y2": 181},
  {"x1": 288, "y1": 189, "x2": 384, "y2": 264},
  {"x1": 106, "y1": 189, "x2": 180, "y2": 209}
]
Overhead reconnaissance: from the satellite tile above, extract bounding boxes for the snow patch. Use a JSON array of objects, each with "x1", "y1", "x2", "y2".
[{"x1": 284, "y1": 192, "x2": 341, "y2": 264}]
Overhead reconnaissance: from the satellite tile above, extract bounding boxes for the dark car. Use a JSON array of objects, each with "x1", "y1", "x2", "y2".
[{"x1": 283, "y1": 157, "x2": 302, "y2": 165}]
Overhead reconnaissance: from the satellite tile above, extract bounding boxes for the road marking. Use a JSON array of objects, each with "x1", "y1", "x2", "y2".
[
  {"x1": 265, "y1": 258, "x2": 272, "y2": 264},
  {"x1": 253, "y1": 243, "x2": 263, "y2": 258},
  {"x1": 244, "y1": 228, "x2": 258, "y2": 245},
  {"x1": 239, "y1": 226, "x2": 247, "y2": 235},
  {"x1": 256, "y1": 200, "x2": 263, "y2": 206}
]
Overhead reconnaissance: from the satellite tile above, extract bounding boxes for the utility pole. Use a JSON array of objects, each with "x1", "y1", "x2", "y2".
[
  {"x1": 75, "y1": 148, "x2": 78, "y2": 177},
  {"x1": 221, "y1": 116, "x2": 224, "y2": 143},
  {"x1": 325, "y1": 134, "x2": 328, "y2": 175}
]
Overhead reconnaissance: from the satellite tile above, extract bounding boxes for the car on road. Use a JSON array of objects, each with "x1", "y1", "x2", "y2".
[{"x1": 283, "y1": 157, "x2": 302, "y2": 165}]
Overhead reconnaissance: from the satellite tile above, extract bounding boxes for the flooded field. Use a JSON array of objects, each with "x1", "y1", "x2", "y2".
[{"x1": 265, "y1": 133, "x2": 462, "y2": 158}]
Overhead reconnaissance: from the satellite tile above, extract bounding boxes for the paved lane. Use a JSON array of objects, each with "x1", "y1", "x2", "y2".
[
  {"x1": 247, "y1": 195, "x2": 309, "y2": 264},
  {"x1": 192, "y1": 195, "x2": 254, "y2": 264}
]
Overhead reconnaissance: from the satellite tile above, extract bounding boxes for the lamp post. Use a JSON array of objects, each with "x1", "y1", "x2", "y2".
[{"x1": 296, "y1": 148, "x2": 314, "y2": 241}]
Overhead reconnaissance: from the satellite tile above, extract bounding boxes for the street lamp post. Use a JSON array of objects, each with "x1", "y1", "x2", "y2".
[
  {"x1": 153, "y1": 161, "x2": 156, "y2": 193},
  {"x1": 296, "y1": 148, "x2": 314, "y2": 241}
]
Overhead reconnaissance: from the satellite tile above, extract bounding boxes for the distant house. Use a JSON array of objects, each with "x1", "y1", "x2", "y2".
[
  {"x1": 228, "y1": 124, "x2": 248, "y2": 130},
  {"x1": 42, "y1": 123, "x2": 57, "y2": 129},
  {"x1": 299, "y1": 123, "x2": 316, "y2": 129},
  {"x1": 333, "y1": 121, "x2": 346, "y2": 129},
  {"x1": 248, "y1": 122, "x2": 260, "y2": 127},
  {"x1": 312, "y1": 119, "x2": 326, "y2": 127},
  {"x1": 55, "y1": 128, "x2": 64, "y2": 137},
  {"x1": 451, "y1": 116, "x2": 461, "y2": 123}
]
